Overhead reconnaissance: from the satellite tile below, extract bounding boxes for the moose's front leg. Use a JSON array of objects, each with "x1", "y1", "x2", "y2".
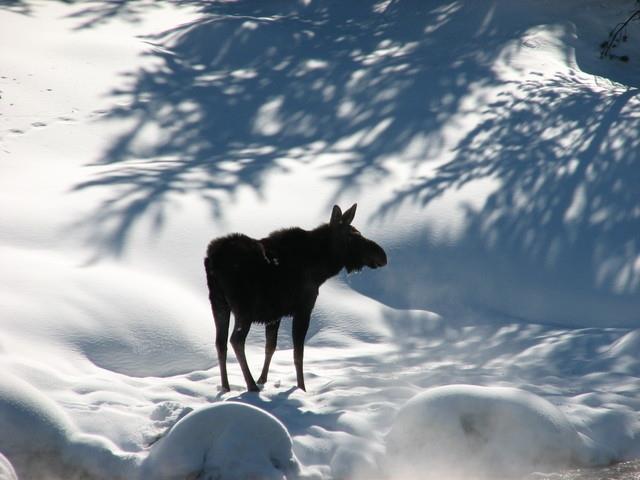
[{"x1": 292, "y1": 311, "x2": 311, "y2": 391}]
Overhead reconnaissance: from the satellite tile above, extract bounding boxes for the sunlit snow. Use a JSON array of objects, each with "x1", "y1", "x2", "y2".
[{"x1": 1, "y1": 0, "x2": 639, "y2": 479}]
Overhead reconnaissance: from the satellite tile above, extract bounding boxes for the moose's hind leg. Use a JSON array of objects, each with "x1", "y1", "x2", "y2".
[
  {"x1": 230, "y1": 317, "x2": 259, "y2": 392},
  {"x1": 205, "y1": 261, "x2": 232, "y2": 392},
  {"x1": 213, "y1": 304, "x2": 231, "y2": 392},
  {"x1": 257, "y1": 319, "x2": 280, "y2": 385},
  {"x1": 292, "y1": 311, "x2": 311, "y2": 392}
]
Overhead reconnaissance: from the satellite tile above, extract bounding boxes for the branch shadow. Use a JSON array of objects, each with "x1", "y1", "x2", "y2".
[
  {"x1": 67, "y1": 0, "x2": 522, "y2": 259},
  {"x1": 227, "y1": 387, "x2": 341, "y2": 438},
  {"x1": 370, "y1": 66, "x2": 640, "y2": 320},
  {"x1": 12, "y1": 0, "x2": 639, "y2": 323},
  {"x1": 0, "y1": 0, "x2": 33, "y2": 14}
]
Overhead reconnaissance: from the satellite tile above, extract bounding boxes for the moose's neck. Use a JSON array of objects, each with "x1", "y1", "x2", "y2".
[
  {"x1": 264, "y1": 225, "x2": 344, "y2": 286},
  {"x1": 306, "y1": 224, "x2": 344, "y2": 284}
]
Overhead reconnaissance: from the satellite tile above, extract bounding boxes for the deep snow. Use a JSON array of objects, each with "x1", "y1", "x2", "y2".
[
  {"x1": 386, "y1": 385, "x2": 591, "y2": 479},
  {"x1": 0, "y1": 454, "x2": 16, "y2": 480},
  {"x1": 141, "y1": 402, "x2": 315, "y2": 480},
  {"x1": 1, "y1": 0, "x2": 640, "y2": 479}
]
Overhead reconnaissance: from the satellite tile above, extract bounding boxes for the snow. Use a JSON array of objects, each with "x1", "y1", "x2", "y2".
[
  {"x1": 0, "y1": 371, "x2": 139, "y2": 479},
  {"x1": 386, "y1": 385, "x2": 589, "y2": 480},
  {"x1": 0, "y1": 454, "x2": 17, "y2": 480},
  {"x1": 142, "y1": 402, "x2": 315, "y2": 480},
  {"x1": 1, "y1": 0, "x2": 640, "y2": 479}
]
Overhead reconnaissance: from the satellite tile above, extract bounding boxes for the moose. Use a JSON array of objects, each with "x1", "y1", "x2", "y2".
[{"x1": 204, "y1": 204, "x2": 387, "y2": 392}]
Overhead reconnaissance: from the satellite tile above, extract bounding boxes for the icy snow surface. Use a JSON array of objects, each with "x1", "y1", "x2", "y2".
[{"x1": 1, "y1": 0, "x2": 640, "y2": 479}]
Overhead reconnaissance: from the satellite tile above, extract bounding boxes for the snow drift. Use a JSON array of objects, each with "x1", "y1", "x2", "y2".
[
  {"x1": 142, "y1": 402, "x2": 312, "y2": 480},
  {"x1": 0, "y1": 454, "x2": 16, "y2": 480},
  {"x1": 385, "y1": 385, "x2": 590, "y2": 479},
  {"x1": 0, "y1": 372, "x2": 138, "y2": 479},
  {"x1": 0, "y1": 246, "x2": 213, "y2": 377}
]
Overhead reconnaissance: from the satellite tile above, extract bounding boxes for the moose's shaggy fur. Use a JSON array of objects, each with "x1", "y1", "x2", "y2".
[{"x1": 204, "y1": 204, "x2": 387, "y2": 392}]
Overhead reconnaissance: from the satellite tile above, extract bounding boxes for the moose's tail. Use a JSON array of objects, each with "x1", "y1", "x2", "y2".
[
  {"x1": 204, "y1": 257, "x2": 215, "y2": 292},
  {"x1": 204, "y1": 256, "x2": 231, "y2": 312}
]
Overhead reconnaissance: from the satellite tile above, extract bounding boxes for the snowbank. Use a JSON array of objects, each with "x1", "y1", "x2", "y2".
[
  {"x1": 0, "y1": 373, "x2": 139, "y2": 479},
  {"x1": 143, "y1": 401, "x2": 315, "y2": 480},
  {"x1": 0, "y1": 246, "x2": 213, "y2": 377},
  {"x1": 0, "y1": 454, "x2": 17, "y2": 480},
  {"x1": 385, "y1": 385, "x2": 591, "y2": 479},
  {"x1": 0, "y1": 373, "x2": 74, "y2": 460}
]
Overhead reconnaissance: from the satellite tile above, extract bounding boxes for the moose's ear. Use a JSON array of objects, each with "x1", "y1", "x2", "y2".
[
  {"x1": 330, "y1": 205, "x2": 343, "y2": 226},
  {"x1": 342, "y1": 203, "x2": 357, "y2": 225}
]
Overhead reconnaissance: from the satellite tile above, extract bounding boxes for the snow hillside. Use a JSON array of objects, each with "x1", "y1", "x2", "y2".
[{"x1": 1, "y1": 0, "x2": 640, "y2": 479}]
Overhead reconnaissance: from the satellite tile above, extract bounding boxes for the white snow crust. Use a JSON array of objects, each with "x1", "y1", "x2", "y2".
[
  {"x1": 142, "y1": 402, "x2": 311, "y2": 480},
  {"x1": 1, "y1": 0, "x2": 640, "y2": 479},
  {"x1": 0, "y1": 454, "x2": 17, "y2": 480},
  {"x1": 386, "y1": 385, "x2": 588, "y2": 479}
]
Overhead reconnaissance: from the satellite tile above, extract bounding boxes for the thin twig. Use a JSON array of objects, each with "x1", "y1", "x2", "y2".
[{"x1": 601, "y1": 8, "x2": 640, "y2": 59}]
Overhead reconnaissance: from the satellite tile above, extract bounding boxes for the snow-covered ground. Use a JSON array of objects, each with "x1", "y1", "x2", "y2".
[{"x1": 1, "y1": 0, "x2": 640, "y2": 478}]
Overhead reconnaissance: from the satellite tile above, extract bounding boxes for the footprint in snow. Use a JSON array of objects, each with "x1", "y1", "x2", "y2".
[
  {"x1": 145, "y1": 402, "x2": 194, "y2": 447},
  {"x1": 522, "y1": 37, "x2": 541, "y2": 49}
]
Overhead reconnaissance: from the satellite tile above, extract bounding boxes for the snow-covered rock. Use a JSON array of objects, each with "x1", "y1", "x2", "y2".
[
  {"x1": 0, "y1": 373, "x2": 139, "y2": 479},
  {"x1": 0, "y1": 454, "x2": 17, "y2": 480},
  {"x1": 0, "y1": 374, "x2": 73, "y2": 456},
  {"x1": 142, "y1": 402, "x2": 313, "y2": 480},
  {"x1": 386, "y1": 385, "x2": 586, "y2": 479}
]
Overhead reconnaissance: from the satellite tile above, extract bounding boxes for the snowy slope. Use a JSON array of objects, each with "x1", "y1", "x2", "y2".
[{"x1": 1, "y1": 0, "x2": 640, "y2": 479}]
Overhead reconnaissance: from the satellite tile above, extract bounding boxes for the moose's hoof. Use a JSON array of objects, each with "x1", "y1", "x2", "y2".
[{"x1": 247, "y1": 383, "x2": 260, "y2": 392}]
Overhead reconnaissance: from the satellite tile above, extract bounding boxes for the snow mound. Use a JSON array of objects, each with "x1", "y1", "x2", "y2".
[
  {"x1": 386, "y1": 385, "x2": 585, "y2": 479},
  {"x1": 608, "y1": 329, "x2": 640, "y2": 358},
  {"x1": 0, "y1": 246, "x2": 213, "y2": 377},
  {"x1": 0, "y1": 373, "x2": 75, "y2": 460},
  {"x1": 143, "y1": 402, "x2": 313, "y2": 480},
  {"x1": 0, "y1": 373, "x2": 138, "y2": 479},
  {"x1": 0, "y1": 454, "x2": 17, "y2": 480}
]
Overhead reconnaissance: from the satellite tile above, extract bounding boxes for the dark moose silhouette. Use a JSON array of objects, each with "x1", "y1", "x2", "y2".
[{"x1": 204, "y1": 204, "x2": 387, "y2": 392}]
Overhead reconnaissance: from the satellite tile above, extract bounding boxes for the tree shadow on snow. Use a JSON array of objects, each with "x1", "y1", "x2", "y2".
[
  {"x1": 226, "y1": 387, "x2": 342, "y2": 439},
  {"x1": 0, "y1": 0, "x2": 205, "y2": 20},
  {"x1": 67, "y1": 0, "x2": 522, "y2": 258},
  {"x1": 370, "y1": 68, "x2": 640, "y2": 317},
  {"x1": 63, "y1": 1, "x2": 640, "y2": 323}
]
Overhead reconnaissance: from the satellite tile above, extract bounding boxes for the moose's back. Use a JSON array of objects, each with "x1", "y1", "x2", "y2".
[{"x1": 205, "y1": 232, "x2": 308, "y2": 323}]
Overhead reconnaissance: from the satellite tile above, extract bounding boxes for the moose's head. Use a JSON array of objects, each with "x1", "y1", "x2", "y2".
[{"x1": 329, "y1": 204, "x2": 387, "y2": 273}]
